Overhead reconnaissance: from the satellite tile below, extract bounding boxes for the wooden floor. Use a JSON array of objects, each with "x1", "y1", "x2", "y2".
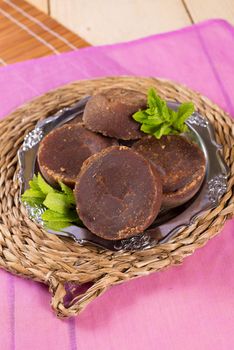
[{"x1": 27, "y1": 0, "x2": 234, "y2": 45}]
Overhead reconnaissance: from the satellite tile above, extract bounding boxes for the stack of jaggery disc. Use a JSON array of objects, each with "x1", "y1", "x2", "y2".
[{"x1": 38, "y1": 88, "x2": 206, "y2": 241}]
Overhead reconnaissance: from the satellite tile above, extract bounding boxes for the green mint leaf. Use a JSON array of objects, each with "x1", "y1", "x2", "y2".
[
  {"x1": 21, "y1": 175, "x2": 83, "y2": 229},
  {"x1": 181, "y1": 124, "x2": 189, "y2": 133},
  {"x1": 142, "y1": 115, "x2": 164, "y2": 126},
  {"x1": 161, "y1": 103, "x2": 171, "y2": 122},
  {"x1": 154, "y1": 95, "x2": 164, "y2": 115},
  {"x1": 147, "y1": 88, "x2": 158, "y2": 110},
  {"x1": 21, "y1": 197, "x2": 45, "y2": 206},
  {"x1": 42, "y1": 209, "x2": 79, "y2": 222},
  {"x1": 148, "y1": 89, "x2": 165, "y2": 116},
  {"x1": 45, "y1": 221, "x2": 71, "y2": 231},
  {"x1": 153, "y1": 124, "x2": 171, "y2": 139},
  {"x1": 28, "y1": 175, "x2": 41, "y2": 191},
  {"x1": 168, "y1": 108, "x2": 178, "y2": 122},
  {"x1": 177, "y1": 102, "x2": 195, "y2": 121},
  {"x1": 175, "y1": 102, "x2": 194, "y2": 131},
  {"x1": 37, "y1": 173, "x2": 55, "y2": 195},
  {"x1": 43, "y1": 192, "x2": 70, "y2": 214},
  {"x1": 22, "y1": 189, "x2": 45, "y2": 199},
  {"x1": 132, "y1": 88, "x2": 195, "y2": 139},
  {"x1": 21, "y1": 175, "x2": 45, "y2": 206},
  {"x1": 132, "y1": 110, "x2": 148, "y2": 123},
  {"x1": 141, "y1": 124, "x2": 159, "y2": 134},
  {"x1": 59, "y1": 181, "x2": 76, "y2": 205}
]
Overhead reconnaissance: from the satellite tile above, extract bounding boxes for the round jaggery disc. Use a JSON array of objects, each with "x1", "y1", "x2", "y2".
[
  {"x1": 133, "y1": 135, "x2": 206, "y2": 207},
  {"x1": 75, "y1": 146, "x2": 162, "y2": 240},
  {"x1": 37, "y1": 123, "x2": 118, "y2": 188},
  {"x1": 66, "y1": 113, "x2": 83, "y2": 124},
  {"x1": 83, "y1": 88, "x2": 146, "y2": 140}
]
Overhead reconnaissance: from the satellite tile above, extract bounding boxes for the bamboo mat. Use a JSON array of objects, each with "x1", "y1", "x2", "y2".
[{"x1": 0, "y1": 0, "x2": 89, "y2": 66}]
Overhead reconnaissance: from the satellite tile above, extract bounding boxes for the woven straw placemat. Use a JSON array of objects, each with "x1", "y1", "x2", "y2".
[{"x1": 0, "y1": 76, "x2": 233, "y2": 318}]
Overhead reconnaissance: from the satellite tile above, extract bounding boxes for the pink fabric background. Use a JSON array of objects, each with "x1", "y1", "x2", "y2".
[{"x1": 0, "y1": 19, "x2": 234, "y2": 350}]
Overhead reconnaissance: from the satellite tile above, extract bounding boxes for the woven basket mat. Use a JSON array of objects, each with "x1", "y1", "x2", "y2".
[{"x1": 0, "y1": 76, "x2": 233, "y2": 318}]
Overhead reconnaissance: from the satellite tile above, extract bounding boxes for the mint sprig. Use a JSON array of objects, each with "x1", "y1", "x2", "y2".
[
  {"x1": 133, "y1": 88, "x2": 195, "y2": 139},
  {"x1": 21, "y1": 174, "x2": 82, "y2": 231}
]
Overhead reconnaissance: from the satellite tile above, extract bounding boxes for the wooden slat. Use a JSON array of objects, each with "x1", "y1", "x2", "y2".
[
  {"x1": 0, "y1": 0, "x2": 89, "y2": 65},
  {"x1": 50, "y1": 0, "x2": 191, "y2": 45},
  {"x1": 185, "y1": 0, "x2": 234, "y2": 25}
]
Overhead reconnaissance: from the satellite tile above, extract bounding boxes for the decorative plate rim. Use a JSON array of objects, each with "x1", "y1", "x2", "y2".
[{"x1": 18, "y1": 98, "x2": 229, "y2": 251}]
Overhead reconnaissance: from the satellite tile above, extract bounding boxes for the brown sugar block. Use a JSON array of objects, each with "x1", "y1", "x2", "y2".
[
  {"x1": 133, "y1": 135, "x2": 206, "y2": 208},
  {"x1": 37, "y1": 123, "x2": 118, "y2": 188},
  {"x1": 66, "y1": 113, "x2": 83, "y2": 124},
  {"x1": 162, "y1": 175, "x2": 205, "y2": 208},
  {"x1": 83, "y1": 88, "x2": 146, "y2": 140},
  {"x1": 74, "y1": 146, "x2": 162, "y2": 240}
]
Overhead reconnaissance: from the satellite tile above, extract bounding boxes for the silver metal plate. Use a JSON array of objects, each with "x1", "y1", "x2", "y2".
[{"x1": 18, "y1": 97, "x2": 229, "y2": 251}]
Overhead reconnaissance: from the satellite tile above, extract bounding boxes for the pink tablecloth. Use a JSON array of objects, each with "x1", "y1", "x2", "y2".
[{"x1": 0, "y1": 19, "x2": 234, "y2": 350}]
